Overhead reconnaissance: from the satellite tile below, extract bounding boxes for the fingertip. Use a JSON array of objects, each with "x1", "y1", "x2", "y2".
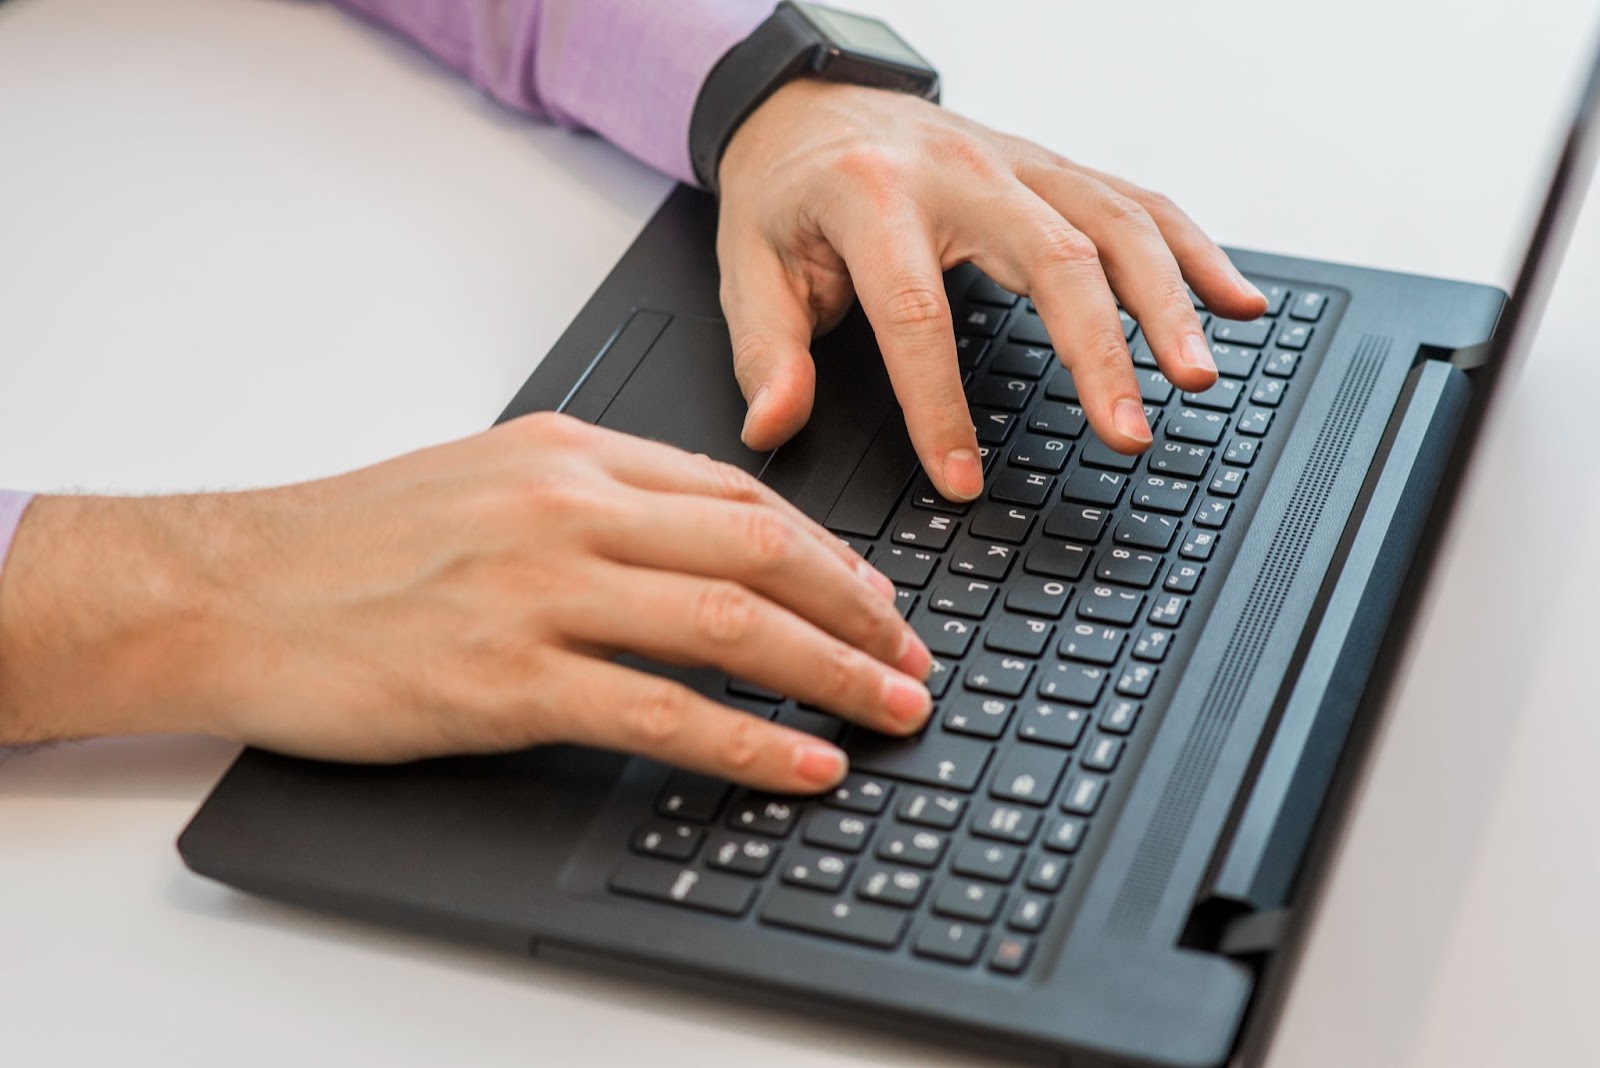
[
  {"x1": 739, "y1": 376, "x2": 814, "y2": 450},
  {"x1": 1112, "y1": 397, "x2": 1154, "y2": 449},
  {"x1": 940, "y1": 448, "x2": 985, "y2": 501},
  {"x1": 793, "y1": 742, "x2": 848, "y2": 789}
]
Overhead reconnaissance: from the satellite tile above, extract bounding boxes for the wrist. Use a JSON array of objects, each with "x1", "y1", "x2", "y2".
[{"x1": 0, "y1": 494, "x2": 242, "y2": 745}]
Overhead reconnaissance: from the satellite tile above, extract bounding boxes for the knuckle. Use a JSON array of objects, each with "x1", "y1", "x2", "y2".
[
  {"x1": 927, "y1": 132, "x2": 999, "y2": 177},
  {"x1": 740, "y1": 508, "x2": 796, "y2": 572},
  {"x1": 1140, "y1": 188, "x2": 1179, "y2": 216},
  {"x1": 729, "y1": 331, "x2": 775, "y2": 383},
  {"x1": 879, "y1": 282, "x2": 949, "y2": 334},
  {"x1": 1084, "y1": 326, "x2": 1133, "y2": 370},
  {"x1": 1151, "y1": 275, "x2": 1197, "y2": 317},
  {"x1": 699, "y1": 453, "x2": 764, "y2": 503},
  {"x1": 720, "y1": 714, "x2": 766, "y2": 774},
  {"x1": 1033, "y1": 223, "x2": 1100, "y2": 273},
  {"x1": 692, "y1": 581, "x2": 759, "y2": 646},
  {"x1": 821, "y1": 641, "x2": 863, "y2": 702},
  {"x1": 517, "y1": 409, "x2": 590, "y2": 448},
  {"x1": 630, "y1": 682, "x2": 690, "y2": 748},
  {"x1": 1094, "y1": 191, "x2": 1151, "y2": 228},
  {"x1": 835, "y1": 145, "x2": 904, "y2": 194}
]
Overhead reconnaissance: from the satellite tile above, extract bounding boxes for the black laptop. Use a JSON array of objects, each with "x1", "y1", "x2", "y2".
[{"x1": 178, "y1": 43, "x2": 1600, "y2": 1068}]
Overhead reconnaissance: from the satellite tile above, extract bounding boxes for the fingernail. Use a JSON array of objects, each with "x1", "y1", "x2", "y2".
[
  {"x1": 740, "y1": 385, "x2": 770, "y2": 444},
  {"x1": 897, "y1": 629, "x2": 933, "y2": 679},
  {"x1": 1113, "y1": 398, "x2": 1153, "y2": 444},
  {"x1": 941, "y1": 449, "x2": 984, "y2": 501},
  {"x1": 855, "y1": 557, "x2": 896, "y2": 601},
  {"x1": 882, "y1": 673, "x2": 932, "y2": 726},
  {"x1": 1182, "y1": 334, "x2": 1216, "y2": 375},
  {"x1": 793, "y1": 743, "x2": 847, "y2": 786}
]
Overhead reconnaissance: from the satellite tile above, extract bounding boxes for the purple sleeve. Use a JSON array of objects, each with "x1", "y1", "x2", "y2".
[
  {"x1": 332, "y1": 0, "x2": 773, "y2": 184},
  {"x1": 0, "y1": 492, "x2": 35, "y2": 577}
]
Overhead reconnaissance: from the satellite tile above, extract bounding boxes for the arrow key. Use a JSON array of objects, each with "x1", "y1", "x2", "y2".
[{"x1": 846, "y1": 730, "x2": 992, "y2": 792}]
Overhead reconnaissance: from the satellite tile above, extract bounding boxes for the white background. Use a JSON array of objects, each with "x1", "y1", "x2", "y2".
[{"x1": 1, "y1": 0, "x2": 1598, "y2": 1064}]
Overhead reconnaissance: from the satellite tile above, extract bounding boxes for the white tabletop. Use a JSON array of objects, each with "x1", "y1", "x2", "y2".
[{"x1": 2, "y1": 1, "x2": 1598, "y2": 1065}]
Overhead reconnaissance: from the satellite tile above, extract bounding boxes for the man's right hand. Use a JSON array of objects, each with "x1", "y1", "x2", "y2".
[{"x1": 0, "y1": 413, "x2": 932, "y2": 792}]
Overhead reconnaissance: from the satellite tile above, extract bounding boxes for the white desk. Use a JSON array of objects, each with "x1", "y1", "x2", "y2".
[{"x1": 2, "y1": 1, "x2": 1597, "y2": 1065}]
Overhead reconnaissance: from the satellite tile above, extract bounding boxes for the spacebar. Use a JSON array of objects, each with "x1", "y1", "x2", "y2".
[
  {"x1": 760, "y1": 887, "x2": 908, "y2": 948},
  {"x1": 823, "y1": 416, "x2": 920, "y2": 539}
]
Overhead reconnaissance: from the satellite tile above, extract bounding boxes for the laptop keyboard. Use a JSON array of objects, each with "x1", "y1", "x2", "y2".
[{"x1": 607, "y1": 268, "x2": 1330, "y2": 977}]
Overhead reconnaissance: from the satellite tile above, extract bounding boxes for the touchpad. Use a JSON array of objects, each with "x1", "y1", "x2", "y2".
[{"x1": 578, "y1": 311, "x2": 767, "y2": 475}]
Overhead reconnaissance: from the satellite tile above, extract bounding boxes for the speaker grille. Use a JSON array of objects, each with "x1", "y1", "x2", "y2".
[{"x1": 1106, "y1": 335, "x2": 1391, "y2": 936}]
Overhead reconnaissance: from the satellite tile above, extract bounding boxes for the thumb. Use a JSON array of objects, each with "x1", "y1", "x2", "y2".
[{"x1": 721, "y1": 240, "x2": 819, "y2": 451}]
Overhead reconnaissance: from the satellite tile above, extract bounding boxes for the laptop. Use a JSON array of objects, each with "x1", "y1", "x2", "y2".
[{"x1": 177, "y1": 42, "x2": 1600, "y2": 1067}]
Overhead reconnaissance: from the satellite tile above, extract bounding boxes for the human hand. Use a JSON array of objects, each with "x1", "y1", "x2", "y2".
[
  {"x1": 716, "y1": 79, "x2": 1267, "y2": 501},
  {"x1": 0, "y1": 414, "x2": 932, "y2": 792}
]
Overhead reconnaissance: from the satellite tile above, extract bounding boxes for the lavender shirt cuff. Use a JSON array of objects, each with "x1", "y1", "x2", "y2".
[
  {"x1": 335, "y1": 0, "x2": 773, "y2": 185},
  {"x1": 0, "y1": 491, "x2": 36, "y2": 578}
]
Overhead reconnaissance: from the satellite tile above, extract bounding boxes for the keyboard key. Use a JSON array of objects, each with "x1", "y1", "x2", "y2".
[
  {"x1": 655, "y1": 772, "x2": 731, "y2": 823},
  {"x1": 1222, "y1": 437, "x2": 1258, "y2": 466},
  {"x1": 1209, "y1": 343, "x2": 1259, "y2": 379},
  {"x1": 1077, "y1": 586, "x2": 1145, "y2": 626},
  {"x1": 954, "y1": 335, "x2": 989, "y2": 370},
  {"x1": 1096, "y1": 547, "x2": 1161, "y2": 588},
  {"x1": 943, "y1": 694, "x2": 1013, "y2": 739},
  {"x1": 1006, "y1": 572, "x2": 1075, "y2": 615},
  {"x1": 927, "y1": 578, "x2": 998, "y2": 618},
  {"x1": 874, "y1": 545, "x2": 940, "y2": 588},
  {"x1": 1290, "y1": 290, "x2": 1327, "y2": 321},
  {"x1": 954, "y1": 303, "x2": 1006, "y2": 338},
  {"x1": 826, "y1": 774, "x2": 894, "y2": 815},
  {"x1": 1016, "y1": 701, "x2": 1089, "y2": 748},
  {"x1": 1194, "y1": 499, "x2": 1233, "y2": 529},
  {"x1": 991, "y1": 343, "x2": 1055, "y2": 379},
  {"x1": 985, "y1": 615, "x2": 1054, "y2": 656},
  {"x1": 990, "y1": 468, "x2": 1054, "y2": 506},
  {"x1": 972, "y1": 409, "x2": 1017, "y2": 445},
  {"x1": 775, "y1": 705, "x2": 844, "y2": 743},
  {"x1": 971, "y1": 801, "x2": 1042, "y2": 843},
  {"x1": 1256, "y1": 283, "x2": 1289, "y2": 316},
  {"x1": 1080, "y1": 438, "x2": 1142, "y2": 472},
  {"x1": 1135, "y1": 368, "x2": 1174, "y2": 404},
  {"x1": 893, "y1": 512, "x2": 958, "y2": 551},
  {"x1": 934, "y1": 879, "x2": 1006, "y2": 922},
  {"x1": 1166, "y1": 407, "x2": 1229, "y2": 445},
  {"x1": 990, "y1": 746, "x2": 1068, "y2": 805},
  {"x1": 897, "y1": 790, "x2": 966, "y2": 829},
  {"x1": 966, "y1": 274, "x2": 1020, "y2": 308},
  {"x1": 1061, "y1": 467, "x2": 1126, "y2": 505},
  {"x1": 1147, "y1": 594, "x2": 1189, "y2": 627},
  {"x1": 1182, "y1": 377, "x2": 1243, "y2": 412},
  {"x1": 1263, "y1": 350, "x2": 1300, "y2": 378},
  {"x1": 915, "y1": 920, "x2": 987, "y2": 964},
  {"x1": 610, "y1": 859, "x2": 756, "y2": 916},
  {"x1": 631, "y1": 822, "x2": 704, "y2": 861},
  {"x1": 1147, "y1": 441, "x2": 1212, "y2": 479},
  {"x1": 952, "y1": 840, "x2": 1024, "y2": 882},
  {"x1": 1119, "y1": 309, "x2": 1138, "y2": 340},
  {"x1": 1058, "y1": 622, "x2": 1125, "y2": 665},
  {"x1": 847, "y1": 731, "x2": 993, "y2": 791},
  {"x1": 1114, "y1": 511, "x2": 1180, "y2": 551},
  {"x1": 781, "y1": 850, "x2": 852, "y2": 891},
  {"x1": 1210, "y1": 468, "x2": 1247, "y2": 498},
  {"x1": 706, "y1": 834, "x2": 779, "y2": 876},
  {"x1": 1008, "y1": 311, "x2": 1053, "y2": 346},
  {"x1": 1211, "y1": 319, "x2": 1271, "y2": 346},
  {"x1": 1008, "y1": 432, "x2": 1072, "y2": 473},
  {"x1": 969, "y1": 502, "x2": 1037, "y2": 545},
  {"x1": 1028, "y1": 400, "x2": 1088, "y2": 438},
  {"x1": 727, "y1": 677, "x2": 782, "y2": 703},
  {"x1": 926, "y1": 656, "x2": 954, "y2": 698},
  {"x1": 1036, "y1": 662, "x2": 1109, "y2": 705},
  {"x1": 1102, "y1": 699, "x2": 1143, "y2": 735},
  {"x1": 1180, "y1": 530, "x2": 1219, "y2": 561},
  {"x1": 1276, "y1": 324, "x2": 1313, "y2": 350},
  {"x1": 909, "y1": 474, "x2": 971, "y2": 515},
  {"x1": 895, "y1": 588, "x2": 917, "y2": 618},
  {"x1": 1009, "y1": 895, "x2": 1052, "y2": 933},
  {"x1": 948, "y1": 537, "x2": 1017, "y2": 580},
  {"x1": 803, "y1": 811, "x2": 875, "y2": 853},
  {"x1": 1251, "y1": 379, "x2": 1287, "y2": 407},
  {"x1": 1044, "y1": 503, "x2": 1110, "y2": 543},
  {"x1": 1132, "y1": 474, "x2": 1198, "y2": 515},
  {"x1": 1027, "y1": 855, "x2": 1070, "y2": 892},
  {"x1": 965, "y1": 653, "x2": 1034, "y2": 697},
  {"x1": 875, "y1": 829, "x2": 948, "y2": 868},
  {"x1": 1237, "y1": 407, "x2": 1274, "y2": 437},
  {"x1": 858, "y1": 865, "x2": 930, "y2": 908},
  {"x1": 1060, "y1": 771, "x2": 1106, "y2": 815},
  {"x1": 1115, "y1": 663, "x2": 1159, "y2": 698},
  {"x1": 1043, "y1": 367, "x2": 1081, "y2": 403},
  {"x1": 1082, "y1": 735, "x2": 1125, "y2": 772},
  {"x1": 969, "y1": 374, "x2": 1035, "y2": 412},
  {"x1": 761, "y1": 887, "x2": 908, "y2": 948},
  {"x1": 1044, "y1": 816, "x2": 1088, "y2": 853},
  {"x1": 989, "y1": 935, "x2": 1035, "y2": 975},
  {"x1": 1133, "y1": 627, "x2": 1173, "y2": 662}
]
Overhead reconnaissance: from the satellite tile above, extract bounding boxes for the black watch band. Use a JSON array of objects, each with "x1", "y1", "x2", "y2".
[{"x1": 688, "y1": 2, "x2": 940, "y2": 194}]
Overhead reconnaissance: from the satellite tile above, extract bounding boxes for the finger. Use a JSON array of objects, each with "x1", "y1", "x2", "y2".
[
  {"x1": 826, "y1": 204, "x2": 983, "y2": 501},
  {"x1": 565, "y1": 565, "x2": 931, "y2": 737},
  {"x1": 1077, "y1": 164, "x2": 1267, "y2": 321},
  {"x1": 1016, "y1": 161, "x2": 1218, "y2": 394},
  {"x1": 568, "y1": 419, "x2": 888, "y2": 595},
  {"x1": 536, "y1": 650, "x2": 848, "y2": 793},
  {"x1": 947, "y1": 182, "x2": 1152, "y2": 452},
  {"x1": 588, "y1": 490, "x2": 929, "y2": 678},
  {"x1": 719, "y1": 236, "x2": 819, "y2": 451}
]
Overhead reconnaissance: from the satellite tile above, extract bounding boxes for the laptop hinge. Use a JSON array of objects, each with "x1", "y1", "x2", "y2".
[
  {"x1": 1217, "y1": 907, "x2": 1290, "y2": 959},
  {"x1": 1449, "y1": 339, "x2": 1495, "y2": 370}
]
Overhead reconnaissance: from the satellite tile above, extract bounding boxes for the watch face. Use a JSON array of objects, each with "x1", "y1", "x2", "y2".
[{"x1": 793, "y1": 3, "x2": 933, "y2": 71}]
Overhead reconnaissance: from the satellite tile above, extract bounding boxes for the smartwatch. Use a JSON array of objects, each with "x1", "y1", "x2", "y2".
[{"x1": 688, "y1": 1, "x2": 941, "y2": 193}]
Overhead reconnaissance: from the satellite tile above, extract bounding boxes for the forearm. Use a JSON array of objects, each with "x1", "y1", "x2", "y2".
[{"x1": 331, "y1": 0, "x2": 772, "y2": 183}]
